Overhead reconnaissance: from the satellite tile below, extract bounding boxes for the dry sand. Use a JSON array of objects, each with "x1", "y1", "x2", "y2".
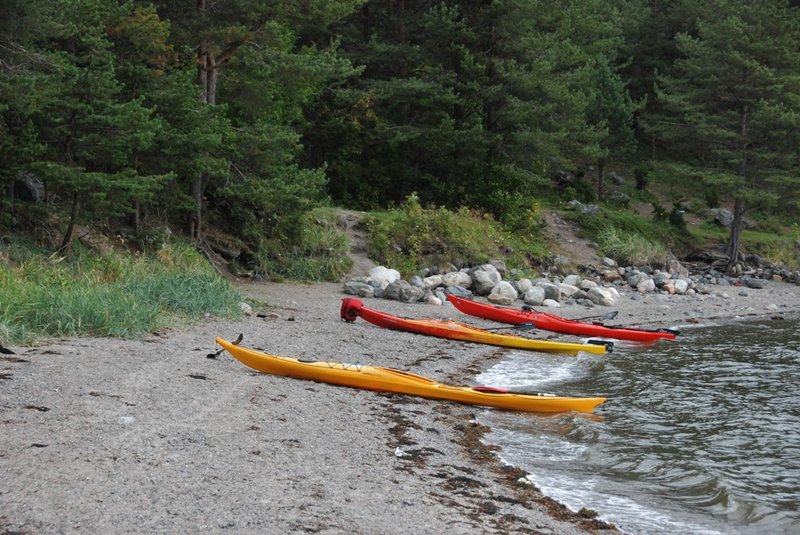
[{"x1": 2, "y1": 279, "x2": 800, "y2": 534}]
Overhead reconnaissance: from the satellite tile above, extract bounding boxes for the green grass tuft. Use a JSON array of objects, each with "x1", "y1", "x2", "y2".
[
  {"x1": 254, "y1": 207, "x2": 353, "y2": 282},
  {"x1": 596, "y1": 227, "x2": 669, "y2": 267},
  {"x1": 0, "y1": 240, "x2": 242, "y2": 345},
  {"x1": 567, "y1": 206, "x2": 678, "y2": 267}
]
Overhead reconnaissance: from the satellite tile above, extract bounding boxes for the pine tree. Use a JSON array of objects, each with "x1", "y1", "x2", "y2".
[
  {"x1": 5, "y1": 0, "x2": 166, "y2": 254},
  {"x1": 151, "y1": 0, "x2": 363, "y2": 241},
  {"x1": 649, "y1": 0, "x2": 800, "y2": 269},
  {"x1": 586, "y1": 56, "x2": 636, "y2": 200}
]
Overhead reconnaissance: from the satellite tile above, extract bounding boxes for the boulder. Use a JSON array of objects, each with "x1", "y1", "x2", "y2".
[
  {"x1": 523, "y1": 287, "x2": 546, "y2": 306},
  {"x1": 537, "y1": 282, "x2": 561, "y2": 301},
  {"x1": 423, "y1": 291, "x2": 442, "y2": 306},
  {"x1": 423, "y1": 275, "x2": 443, "y2": 290},
  {"x1": 587, "y1": 287, "x2": 616, "y2": 306},
  {"x1": 743, "y1": 277, "x2": 768, "y2": 289},
  {"x1": 578, "y1": 279, "x2": 598, "y2": 291},
  {"x1": 384, "y1": 280, "x2": 425, "y2": 303},
  {"x1": 515, "y1": 278, "x2": 533, "y2": 295},
  {"x1": 558, "y1": 283, "x2": 580, "y2": 298},
  {"x1": 566, "y1": 200, "x2": 600, "y2": 215},
  {"x1": 637, "y1": 278, "x2": 656, "y2": 293},
  {"x1": 666, "y1": 258, "x2": 690, "y2": 277},
  {"x1": 487, "y1": 281, "x2": 518, "y2": 305},
  {"x1": 470, "y1": 264, "x2": 502, "y2": 295},
  {"x1": 653, "y1": 272, "x2": 671, "y2": 288},
  {"x1": 14, "y1": 173, "x2": 45, "y2": 202},
  {"x1": 367, "y1": 266, "x2": 401, "y2": 289},
  {"x1": 408, "y1": 275, "x2": 425, "y2": 288},
  {"x1": 673, "y1": 279, "x2": 689, "y2": 295},
  {"x1": 443, "y1": 285, "x2": 473, "y2": 299},
  {"x1": 707, "y1": 208, "x2": 734, "y2": 227},
  {"x1": 489, "y1": 259, "x2": 508, "y2": 278},
  {"x1": 442, "y1": 271, "x2": 472, "y2": 289},
  {"x1": 343, "y1": 281, "x2": 375, "y2": 298}
]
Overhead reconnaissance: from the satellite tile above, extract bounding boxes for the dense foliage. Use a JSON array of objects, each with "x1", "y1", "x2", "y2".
[
  {"x1": 2, "y1": 0, "x2": 799, "y2": 270},
  {"x1": 364, "y1": 194, "x2": 549, "y2": 277}
]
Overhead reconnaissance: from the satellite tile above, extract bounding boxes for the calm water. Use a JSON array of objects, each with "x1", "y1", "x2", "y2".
[{"x1": 475, "y1": 318, "x2": 800, "y2": 534}]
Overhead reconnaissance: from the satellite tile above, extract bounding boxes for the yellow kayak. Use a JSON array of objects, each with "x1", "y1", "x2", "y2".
[
  {"x1": 216, "y1": 337, "x2": 606, "y2": 413},
  {"x1": 341, "y1": 298, "x2": 611, "y2": 355}
]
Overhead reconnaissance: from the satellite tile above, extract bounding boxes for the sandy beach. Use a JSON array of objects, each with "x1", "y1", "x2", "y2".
[{"x1": 2, "y1": 278, "x2": 800, "y2": 534}]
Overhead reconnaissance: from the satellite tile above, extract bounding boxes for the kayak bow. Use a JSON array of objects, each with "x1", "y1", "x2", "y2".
[
  {"x1": 340, "y1": 298, "x2": 610, "y2": 355},
  {"x1": 216, "y1": 337, "x2": 606, "y2": 413}
]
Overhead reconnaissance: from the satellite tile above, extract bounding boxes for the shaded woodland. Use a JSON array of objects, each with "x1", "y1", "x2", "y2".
[{"x1": 2, "y1": 1, "x2": 799, "y2": 269}]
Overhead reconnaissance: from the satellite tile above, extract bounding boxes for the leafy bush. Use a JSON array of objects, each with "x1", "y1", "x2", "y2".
[{"x1": 363, "y1": 194, "x2": 548, "y2": 277}]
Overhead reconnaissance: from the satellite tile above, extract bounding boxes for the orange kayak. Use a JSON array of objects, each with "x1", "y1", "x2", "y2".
[{"x1": 340, "y1": 298, "x2": 610, "y2": 355}]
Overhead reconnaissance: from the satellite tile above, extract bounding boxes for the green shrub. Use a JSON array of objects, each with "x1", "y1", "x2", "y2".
[
  {"x1": 363, "y1": 194, "x2": 548, "y2": 277},
  {"x1": 253, "y1": 207, "x2": 353, "y2": 281}
]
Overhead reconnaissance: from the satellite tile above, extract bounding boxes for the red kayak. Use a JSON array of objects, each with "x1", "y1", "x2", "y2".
[
  {"x1": 446, "y1": 294, "x2": 678, "y2": 342},
  {"x1": 341, "y1": 298, "x2": 611, "y2": 355}
]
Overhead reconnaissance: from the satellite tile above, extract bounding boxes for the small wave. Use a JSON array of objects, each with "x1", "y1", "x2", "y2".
[
  {"x1": 473, "y1": 318, "x2": 800, "y2": 535},
  {"x1": 476, "y1": 351, "x2": 593, "y2": 390}
]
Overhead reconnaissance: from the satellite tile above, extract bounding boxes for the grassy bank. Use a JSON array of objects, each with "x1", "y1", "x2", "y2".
[
  {"x1": 364, "y1": 194, "x2": 549, "y2": 277},
  {"x1": 254, "y1": 207, "x2": 353, "y2": 282},
  {"x1": 0, "y1": 240, "x2": 242, "y2": 345}
]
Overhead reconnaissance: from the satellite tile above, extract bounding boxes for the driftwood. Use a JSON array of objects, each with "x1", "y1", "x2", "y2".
[
  {"x1": 682, "y1": 250, "x2": 732, "y2": 274},
  {"x1": 197, "y1": 239, "x2": 237, "y2": 281}
]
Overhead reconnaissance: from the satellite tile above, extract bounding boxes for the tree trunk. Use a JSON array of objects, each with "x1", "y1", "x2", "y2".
[
  {"x1": 725, "y1": 197, "x2": 746, "y2": 271},
  {"x1": 6, "y1": 180, "x2": 15, "y2": 220},
  {"x1": 727, "y1": 107, "x2": 749, "y2": 271},
  {"x1": 188, "y1": 46, "x2": 213, "y2": 239},
  {"x1": 189, "y1": 0, "x2": 213, "y2": 240},
  {"x1": 134, "y1": 199, "x2": 141, "y2": 232},
  {"x1": 57, "y1": 192, "x2": 80, "y2": 256},
  {"x1": 189, "y1": 175, "x2": 203, "y2": 240},
  {"x1": 634, "y1": 167, "x2": 647, "y2": 191},
  {"x1": 597, "y1": 158, "x2": 605, "y2": 201}
]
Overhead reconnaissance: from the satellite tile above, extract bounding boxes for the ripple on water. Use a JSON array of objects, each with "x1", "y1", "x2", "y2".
[{"x1": 476, "y1": 318, "x2": 800, "y2": 535}]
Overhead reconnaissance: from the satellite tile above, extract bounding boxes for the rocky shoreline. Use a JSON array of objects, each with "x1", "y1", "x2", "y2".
[
  {"x1": 344, "y1": 257, "x2": 800, "y2": 313},
  {"x1": 2, "y1": 278, "x2": 800, "y2": 534}
]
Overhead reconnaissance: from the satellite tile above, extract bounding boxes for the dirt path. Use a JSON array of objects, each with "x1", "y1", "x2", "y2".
[
  {"x1": 335, "y1": 208, "x2": 377, "y2": 278},
  {"x1": 540, "y1": 210, "x2": 604, "y2": 271}
]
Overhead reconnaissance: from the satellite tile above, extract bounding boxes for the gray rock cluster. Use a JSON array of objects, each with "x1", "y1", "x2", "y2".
[{"x1": 344, "y1": 256, "x2": 798, "y2": 307}]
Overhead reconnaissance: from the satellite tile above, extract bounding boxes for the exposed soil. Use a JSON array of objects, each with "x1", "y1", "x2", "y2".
[
  {"x1": 540, "y1": 210, "x2": 604, "y2": 272},
  {"x1": 335, "y1": 208, "x2": 376, "y2": 277}
]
